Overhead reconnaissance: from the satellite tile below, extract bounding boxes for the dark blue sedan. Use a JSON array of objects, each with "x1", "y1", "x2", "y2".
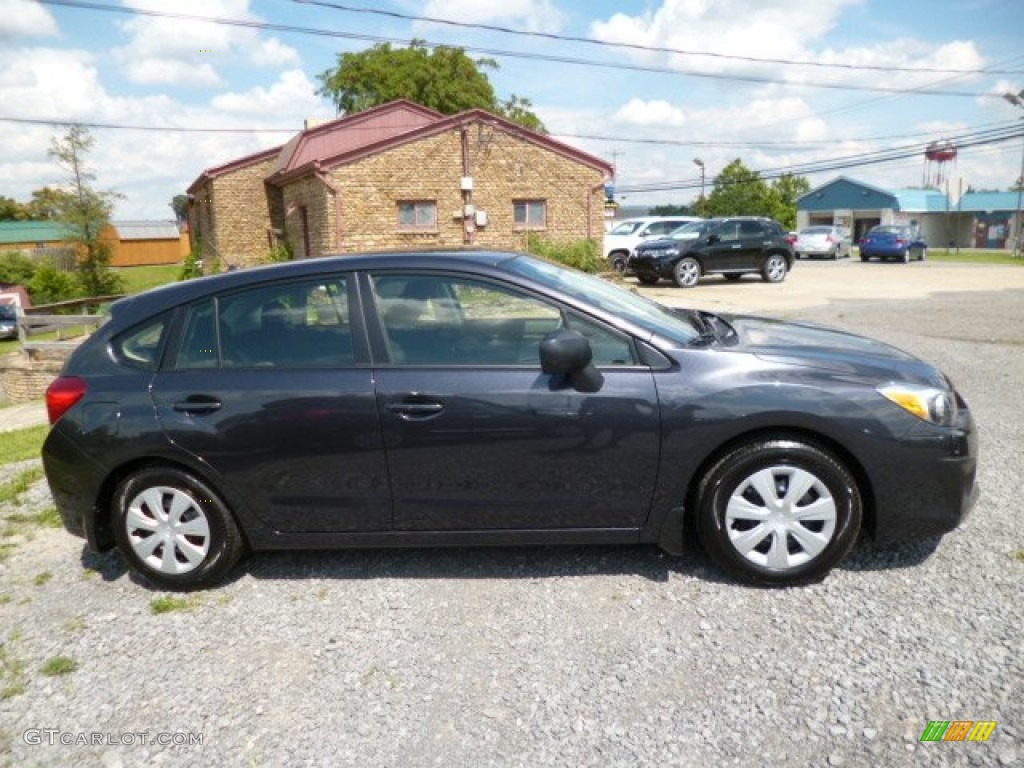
[
  {"x1": 41, "y1": 251, "x2": 975, "y2": 589},
  {"x1": 859, "y1": 224, "x2": 927, "y2": 262}
]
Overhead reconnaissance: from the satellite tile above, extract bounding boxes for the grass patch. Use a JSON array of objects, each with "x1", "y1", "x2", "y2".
[
  {"x1": 0, "y1": 466, "x2": 45, "y2": 505},
  {"x1": 62, "y1": 616, "x2": 87, "y2": 633},
  {"x1": 113, "y1": 264, "x2": 181, "y2": 295},
  {"x1": 150, "y1": 595, "x2": 200, "y2": 615},
  {"x1": 1014, "y1": 548, "x2": 1024, "y2": 563},
  {"x1": 919, "y1": 249, "x2": 1024, "y2": 266},
  {"x1": 33, "y1": 571, "x2": 52, "y2": 587},
  {"x1": 0, "y1": 425, "x2": 48, "y2": 466},
  {"x1": 0, "y1": 542, "x2": 17, "y2": 563},
  {"x1": 0, "y1": 641, "x2": 28, "y2": 699},
  {"x1": 39, "y1": 656, "x2": 78, "y2": 677}
]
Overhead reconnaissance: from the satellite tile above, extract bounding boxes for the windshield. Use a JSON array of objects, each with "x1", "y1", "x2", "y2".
[
  {"x1": 0, "y1": 305, "x2": 16, "y2": 320},
  {"x1": 608, "y1": 221, "x2": 644, "y2": 236},
  {"x1": 500, "y1": 255, "x2": 700, "y2": 345}
]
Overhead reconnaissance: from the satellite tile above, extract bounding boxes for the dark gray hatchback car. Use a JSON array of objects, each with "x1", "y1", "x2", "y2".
[{"x1": 42, "y1": 251, "x2": 977, "y2": 590}]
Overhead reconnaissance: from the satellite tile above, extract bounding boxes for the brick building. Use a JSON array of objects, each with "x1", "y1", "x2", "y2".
[{"x1": 186, "y1": 100, "x2": 613, "y2": 267}]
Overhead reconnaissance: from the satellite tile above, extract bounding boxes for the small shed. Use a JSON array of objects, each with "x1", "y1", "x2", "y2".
[{"x1": 108, "y1": 221, "x2": 188, "y2": 266}]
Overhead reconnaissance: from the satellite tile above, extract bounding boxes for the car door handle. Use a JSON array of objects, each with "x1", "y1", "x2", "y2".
[
  {"x1": 173, "y1": 396, "x2": 222, "y2": 414},
  {"x1": 731, "y1": 244, "x2": 742, "y2": 249},
  {"x1": 387, "y1": 401, "x2": 444, "y2": 418}
]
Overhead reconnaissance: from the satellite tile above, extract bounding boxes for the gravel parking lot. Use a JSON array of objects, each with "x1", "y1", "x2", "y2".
[{"x1": 1, "y1": 260, "x2": 1021, "y2": 767}]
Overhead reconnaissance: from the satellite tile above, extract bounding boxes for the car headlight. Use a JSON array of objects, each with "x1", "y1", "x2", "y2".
[{"x1": 877, "y1": 382, "x2": 955, "y2": 426}]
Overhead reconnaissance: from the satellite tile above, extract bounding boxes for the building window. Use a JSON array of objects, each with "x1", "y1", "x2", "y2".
[
  {"x1": 513, "y1": 200, "x2": 546, "y2": 230},
  {"x1": 397, "y1": 201, "x2": 437, "y2": 231}
]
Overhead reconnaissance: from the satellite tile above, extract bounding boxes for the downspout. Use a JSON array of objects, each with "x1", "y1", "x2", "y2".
[
  {"x1": 461, "y1": 128, "x2": 473, "y2": 245},
  {"x1": 588, "y1": 179, "x2": 608, "y2": 241},
  {"x1": 314, "y1": 163, "x2": 343, "y2": 252}
]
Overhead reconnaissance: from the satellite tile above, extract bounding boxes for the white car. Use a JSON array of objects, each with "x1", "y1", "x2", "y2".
[
  {"x1": 604, "y1": 216, "x2": 702, "y2": 271},
  {"x1": 793, "y1": 226, "x2": 851, "y2": 260}
]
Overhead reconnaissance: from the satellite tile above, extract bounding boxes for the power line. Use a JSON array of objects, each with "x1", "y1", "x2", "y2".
[
  {"x1": 0, "y1": 116, "x2": 298, "y2": 134},
  {"x1": 616, "y1": 126, "x2": 1024, "y2": 193},
  {"x1": 36, "y1": 0, "x2": 1004, "y2": 99},
  {"x1": 288, "y1": 0, "x2": 1024, "y2": 77}
]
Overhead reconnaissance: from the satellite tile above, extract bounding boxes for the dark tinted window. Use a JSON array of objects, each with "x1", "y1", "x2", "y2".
[
  {"x1": 372, "y1": 274, "x2": 637, "y2": 367},
  {"x1": 171, "y1": 278, "x2": 353, "y2": 370},
  {"x1": 114, "y1": 314, "x2": 169, "y2": 371},
  {"x1": 715, "y1": 221, "x2": 742, "y2": 241},
  {"x1": 0, "y1": 305, "x2": 15, "y2": 321},
  {"x1": 219, "y1": 277, "x2": 352, "y2": 368},
  {"x1": 174, "y1": 301, "x2": 218, "y2": 369},
  {"x1": 739, "y1": 220, "x2": 766, "y2": 237}
]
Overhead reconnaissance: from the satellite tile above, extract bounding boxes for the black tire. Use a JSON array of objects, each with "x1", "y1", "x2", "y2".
[
  {"x1": 112, "y1": 466, "x2": 245, "y2": 590},
  {"x1": 636, "y1": 273, "x2": 659, "y2": 285},
  {"x1": 672, "y1": 257, "x2": 701, "y2": 288},
  {"x1": 900, "y1": 248, "x2": 910, "y2": 264},
  {"x1": 611, "y1": 256, "x2": 627, "y2": 273},
  {"x1": 860, "y1": 254, "x2": 869, "y2": 262},
  {"x1": 918, "y1": 247, "x2": 927, "y2": 262},
  {"x1": 696, "y1": 439, "x2": 862, "y2": 585},
  {"x1": 761, "y1": 254, "x2": 789, "y2": 283}
]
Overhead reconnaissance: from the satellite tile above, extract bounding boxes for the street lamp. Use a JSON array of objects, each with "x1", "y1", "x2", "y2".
[
  {"x1": 1004, "y1": 90, "x2": 1024, "y2": 258},
  {"x1": 693, "y1": 157, "x2": 705, "y2": 216}
]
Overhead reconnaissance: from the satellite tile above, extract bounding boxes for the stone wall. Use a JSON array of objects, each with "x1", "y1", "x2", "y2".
[
  {"x1": 203, "y1": 157, "x2": 279, "y2": 268},
  {"x1": 0, "y1": 351, "x2": 65, "y2": 404},
  {"x1": 321, "y1": 122, "x2": 607, "y2": 254}
]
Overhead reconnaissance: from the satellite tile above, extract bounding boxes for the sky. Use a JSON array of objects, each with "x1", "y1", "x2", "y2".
[{"x1": 1, "y1": 0, "x2": 1022, "y2": 219}]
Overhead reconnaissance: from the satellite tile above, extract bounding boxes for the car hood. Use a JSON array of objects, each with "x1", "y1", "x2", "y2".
[{"x1": 721, "y1": 314, "x2": 946, "y2": 387}]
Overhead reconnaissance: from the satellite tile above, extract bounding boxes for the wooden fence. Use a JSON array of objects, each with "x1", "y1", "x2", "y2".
[{"x1": 17, "y1": 295, "x2": 122, "y2": 356}]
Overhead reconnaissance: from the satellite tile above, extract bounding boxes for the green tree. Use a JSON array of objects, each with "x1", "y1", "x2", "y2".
[
  {"x1": 649, "y1": 204, "x2": 695, "y2": 216},
  {"x1": 48, "y1": 125, "x2": 124, "y2": 297},
  {"x1": 318, "y1": 41, "x2": 545, "y2": 132},
  {"x1": 769, "y1": 173, "x2": 811, "y2": 230},
  {"x1": 170, "y1": 194, "x2": 189, "y2": 227},
  {"x1": 704, "y1": 159, "x2": 775, "y2": 218},
  {"x1": 0, "y1": 196, "x2": 29, "y2": 220},
  {"x1": 25, "y1": 187, "x2": 65, "y2": 220}
]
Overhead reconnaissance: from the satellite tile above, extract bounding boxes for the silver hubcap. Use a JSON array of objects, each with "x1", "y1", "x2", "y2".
[
  {"x1": 125, "y1": 486, "x2": 211, "y2": 575},
  {"x1": 678, "y1": 261, "x2": 699, "y2": 286},
  {"x1": 766, "y1": 258, "x2": 786, "y2": 281},
  {"x1": 724, "y1": 466, "x2": 837, "y2": 571}
]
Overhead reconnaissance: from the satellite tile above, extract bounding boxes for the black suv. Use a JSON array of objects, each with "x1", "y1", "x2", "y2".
[{"x1": 629, "y1": 217, "x2": 795, "y2": 288}]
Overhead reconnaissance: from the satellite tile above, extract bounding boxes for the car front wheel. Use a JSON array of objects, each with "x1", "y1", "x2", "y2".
[
  {"x1": 761, "y1": 255, "x2": 789, "y2": 283},
  {"x1": 672, "y1": 257, "x2": 701, "y2": 288},
  {"x1": 113, "y1": 466, "x2": 245, "y2": 590},
  {"x1": 696, "y1": 439, "x2": 862, "y2": 585}
]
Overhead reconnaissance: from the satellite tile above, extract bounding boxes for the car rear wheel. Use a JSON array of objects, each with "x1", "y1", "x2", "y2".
[
  {"x1": 761, "y1": 255, "x2": 788, "y2": 283},
  {"x1": 611, "y1": 255, "x2": 627, "y2": 272},
  {"x1": 113, "y1": 466, "x2": 245, "y2": 590},
  {"x1": 672, "y1": 257, "x2": 701, "y2": 288},
  {"x1": 900, "y1": 248, "x2": 910, "y2": 264},
  {"x1": 918, "y1": 247, "x2": 927, "y2": 262},
  {"x1": 696, "y1": 439, "x2": 862, "y2": 585}
]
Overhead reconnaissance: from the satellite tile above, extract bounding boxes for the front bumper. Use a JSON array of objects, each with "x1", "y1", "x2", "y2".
[{"x1": 865, "y1": 409, "x2": 978, "y2": 544}]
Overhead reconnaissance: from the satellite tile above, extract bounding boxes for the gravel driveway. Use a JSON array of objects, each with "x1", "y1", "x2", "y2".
[{"x1": 1, "y1": 261, "x2": 1021, "y2": 767}]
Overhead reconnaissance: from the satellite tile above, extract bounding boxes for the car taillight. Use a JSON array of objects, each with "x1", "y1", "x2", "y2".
[
  {"x1": 896, "y1": 239, "x2": 907, "y2": 246},
  {"x1": 46, "y1": 376, "x2": 87, "y2": 424},
  {"x1": 827, "y1": 234, "x2": 836, "y2": 243}
]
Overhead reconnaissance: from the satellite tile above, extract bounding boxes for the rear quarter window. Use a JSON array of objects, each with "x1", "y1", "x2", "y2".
[{"x1": 113, "y1": 314, "x2": 170, "y2": 370}]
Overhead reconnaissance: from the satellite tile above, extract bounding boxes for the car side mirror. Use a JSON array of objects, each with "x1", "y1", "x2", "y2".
[{"x1": 539, "y1": 328, "x2": 604, "y2": 393}]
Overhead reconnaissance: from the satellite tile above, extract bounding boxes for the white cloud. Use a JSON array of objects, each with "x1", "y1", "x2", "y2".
[
  {"x1": 251, "y1": 38, "x2": 301, "y2": 68},
  {"x1": 0, "y1": 0, "x2": 59, "y2": 38},
  {"x1": 112, "y1": 0, "x2": 302, "y2": 86},
  {"x1": 211, "y1": 69, "x2": 329, "y2": 116},
  {"x1": 587, "y1": 0, "x2": 988, "y2": 92},
  {"x1": 421, "y1": 0, "x2": 568, "y2": 34}
]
